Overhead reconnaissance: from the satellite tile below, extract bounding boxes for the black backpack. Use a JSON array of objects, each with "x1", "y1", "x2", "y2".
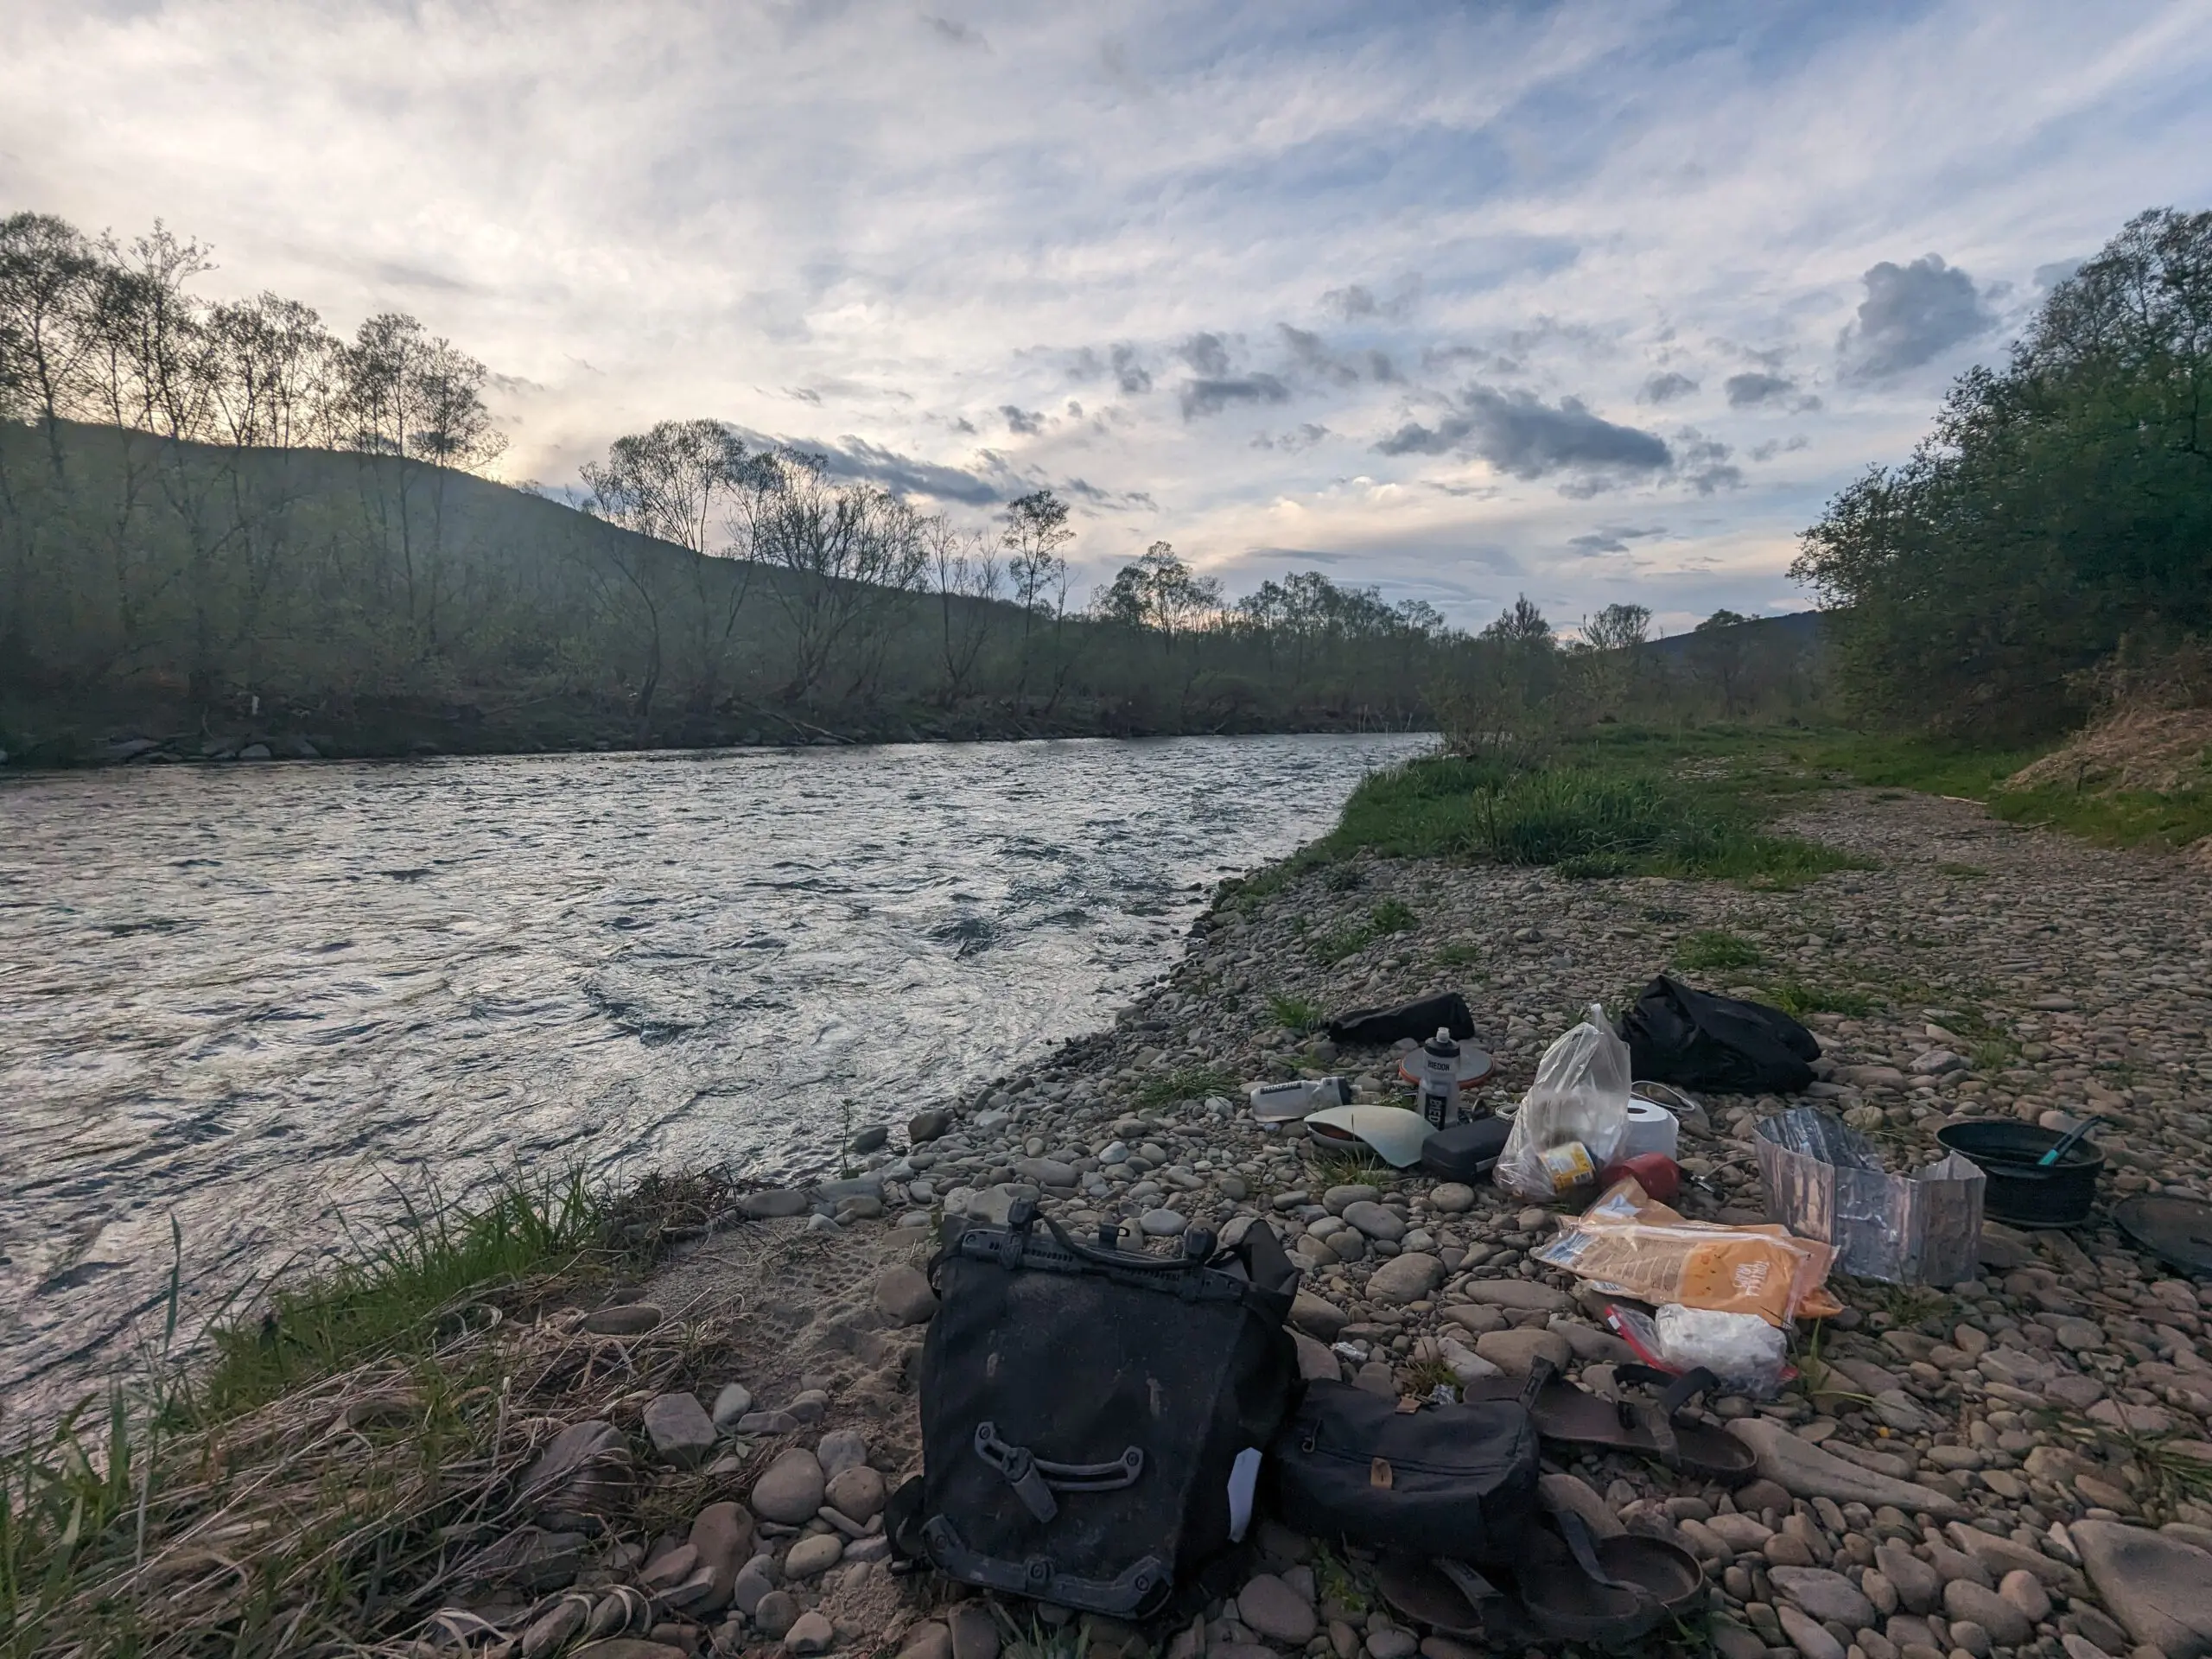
[
  {"x1": 1618, "y1": 975, "x2": 1819, "y2": 1095},
  {"x1": 1266, "y1": 1380, "x2": 1540, "y2": 1563},
  {"x1": 893, "y1": 1207, "x2": 1300, "y2": 1618}
]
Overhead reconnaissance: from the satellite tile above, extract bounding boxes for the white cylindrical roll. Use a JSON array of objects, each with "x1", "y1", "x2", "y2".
[{"x1": 1616, "y1": 1099, "x2": 1681, "y2": 1161}]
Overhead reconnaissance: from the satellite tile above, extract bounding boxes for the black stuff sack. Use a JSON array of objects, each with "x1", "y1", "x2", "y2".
[
  {"x1": 897, "y1": 1208, "x2": 1300, "y2": 1618},
  {"x1": 1328, "y1": 991, "x2": 1476, "y2": 1048},
  {"x1": 1267, "y1": 1380, "x2": 1540, "y2": 1563},
  {"x1": 1618, "y1": 975, "x2": 1819, "y2": 1095}
]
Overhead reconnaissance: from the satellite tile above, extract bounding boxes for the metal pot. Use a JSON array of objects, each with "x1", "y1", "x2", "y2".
[{"x1": 1935, "y1": 1120, "x2": 2102, "y2": 1230}]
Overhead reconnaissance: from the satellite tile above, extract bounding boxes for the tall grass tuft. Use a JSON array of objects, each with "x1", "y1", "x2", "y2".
[{"x1": 201, "y1": 1167, "x2": 608, "y2": 1415}]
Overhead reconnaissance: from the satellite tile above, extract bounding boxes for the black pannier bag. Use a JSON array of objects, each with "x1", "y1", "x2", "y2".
[
  {"x1": 1618, "y1": 974, "x2": 1820, "y2": 1095},
  {"x1": 900, "y1": 1207, "x2": 1300, "y2": 1618},
  {"x1": 1267, "y1": 1379, "x2": 1540, "y2": 1562}
]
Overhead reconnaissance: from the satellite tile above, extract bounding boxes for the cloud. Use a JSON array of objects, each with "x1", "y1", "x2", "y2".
[
  {"x1": 2034, "y1": 257, "x2": 2086, "y2": 291},
  {"x1": 1373, "y1": 385, "x2": 1671, "y2": 486},
  {"x1": 1001, "y1": 404, "x2": 1045, "y2": 435},
  {"x1": 1568, "y1": 531, "x2": 1629, "y2": 554},
  {"x1": 1322, "y1": 284, "x2": 1380, "y2": 320},
  {"x1": 1838, "y1": 254, "x2": 1999, "y2": 379},
  {"x1": 1279, "y1": 322, "x2": 1357, "y2": 385},
  {"x1": 734, "y1": 429, "x2": 1002, "y2": 504},
  {"x1": 923, "y1": 15, "x2": 987, "y2": 48},
  {"x1": 1109, "y1": 344, "x2": 1151, "y2": 394},
  {"x1": 1673, "y1": 429, "x2": 1742, "y2": 495},
  {"x1": 1748, "y1": 435, "x2": 1809, "y2": 461},
  {"x1": 1638, "y1": 372, "x2": 1698, "y2": 404},
  {"x1": 1252, "y1": 423, "x2": 1330, "y2": 451},
  {"x1": 1180, "y1": 373, "x2": 1292, "y2": 418},
  {"x1": 1319, "y1": 279, "x2": 1420, "y2": 322},
  {"x1": 1724, "y1": 371, "x2": 1794, "y2": 407},
  {"x1": 1178, "y1": 332, "x2": 1231, "y2": 377}
]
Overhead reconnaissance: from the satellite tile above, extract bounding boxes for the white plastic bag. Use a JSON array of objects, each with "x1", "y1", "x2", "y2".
[
  {"x1": 1496, "y1": 1003, "x2": 1632, "y2": 1198},
  {"x1": 1653, "y1": 1305, "x2": 1789, "y2": 1398}
]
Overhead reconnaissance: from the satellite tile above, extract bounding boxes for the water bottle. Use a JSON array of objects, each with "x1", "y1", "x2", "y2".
[{"x1": 1418, "y1": 1027, "x2": 1461, "y2": 1129}]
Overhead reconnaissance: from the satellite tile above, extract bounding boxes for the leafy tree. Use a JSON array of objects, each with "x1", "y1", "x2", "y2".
[{"x1": 1795, "y1": 206, "x2": 2212, "y2": 734}]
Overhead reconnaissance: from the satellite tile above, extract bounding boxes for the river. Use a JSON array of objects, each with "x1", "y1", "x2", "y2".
[{"x1": 0, "y1": 733, "x2": 1427, "y2": 1420}]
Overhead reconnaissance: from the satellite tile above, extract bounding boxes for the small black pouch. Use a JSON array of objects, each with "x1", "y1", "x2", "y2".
[
  {"x1": 1420, "y1": 1117, "x2": 1510, "y2": 1179},
  {"x1": 1265, "y1": 1380, "x2": 1539, "y2": 1564}
]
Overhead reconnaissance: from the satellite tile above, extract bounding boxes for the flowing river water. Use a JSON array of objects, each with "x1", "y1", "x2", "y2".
[{"x1": 0, "y1": 733, "x2": 1427, "y2": 1421}]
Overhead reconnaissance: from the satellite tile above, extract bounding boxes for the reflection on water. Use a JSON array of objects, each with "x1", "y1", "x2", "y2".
[{"x1": 0, "y1": 733, "x2": 1426, "y2": 1416}]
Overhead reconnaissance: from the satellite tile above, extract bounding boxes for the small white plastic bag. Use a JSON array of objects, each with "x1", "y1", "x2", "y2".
[{"x1": 1496, "y1": 1003, "x2": 1632, "y2": 1199}]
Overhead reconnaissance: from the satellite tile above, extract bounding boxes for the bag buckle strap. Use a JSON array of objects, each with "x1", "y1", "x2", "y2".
[{"x1": 974, "y1": 1421, "x2": 1059, "y2": 1522}]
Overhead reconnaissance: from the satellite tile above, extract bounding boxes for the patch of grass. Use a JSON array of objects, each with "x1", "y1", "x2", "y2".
[
  {"x1": 1799, "y1": 729, "x2": 2212, "y2": 852},
  {"x1": 1987, "y1": 780, "x2": 2212, "y2": 852},
  {"x1": 0, "y1": 1169, "x2": 726, "y2": 1659},
  {"x1": 1308, "y1": 742, "x2": 1869, "y2": 890},
  {"x1": 200, "y1": 1168, "x2": 612, "y2": 1415},
  {"x1": 1937, "y1": 861, "x2": 1990, "y2": 878},
  {"x1": 2133, "y1": 1436, "x2": 2212, "y2": 1516},
  {"x1": 1131, "y1": 1065, "x2": 1238, "y2": 1110},
  {"x1": 1674, "y1": 929, "x2": 1764, "y2": 972},
  {"x1": 1267, "y1": 992, "x2": 1327, "y2": 1035},
  {"x1": 1402, "y1": 1356, "x2": 1459, "y2": 1396},
  {"x1": 1302, "y1": 1146, "x2": 1385, "y2": 1185},
  {"x1": 1757, "y1": 977, "x2": 1878, "y2": 1019},
  {"x1": 1369, "y1": 897, "x2": 1415, "y2": 934},
  {"x1": 1309, "y1": 898, "x2": 1419, "y2": 964},
  {"x1": 1971, "y1": 1039, "x2": 2016, "y2": 1074},
  {"x1": 1311, "y1": 1543, "x2": 1370, "y2": 1615},
  {"x1": 1435, "y1": 940, "x2": 1483, "y2": 967}
]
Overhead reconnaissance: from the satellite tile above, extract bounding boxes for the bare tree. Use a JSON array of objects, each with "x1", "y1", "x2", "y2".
[
  {"x1": 585, "y1": 419, "x2": 757, "y2": 717},
  {"x1": 735, "y1": 453, "x2": 919, "y2": 706},
  {"x1": 0, "y1": 213, "x2": 105, "y2": 485},
  {"x1": 928, "y1": 517, "x2": 1001, "y2": 705},
  {"x1": 334, "y1": 313, "x2": 504, "y2": 658}
]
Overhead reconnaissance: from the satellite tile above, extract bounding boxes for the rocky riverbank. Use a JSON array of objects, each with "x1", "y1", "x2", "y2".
[{"x1": 465, "y1": 787, "x2": 2212, "y2": 1659}]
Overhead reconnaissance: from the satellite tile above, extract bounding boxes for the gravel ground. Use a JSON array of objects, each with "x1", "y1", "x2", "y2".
[{"x1": 505, "y1": 790, "x2": 2212, "y2": 1659}]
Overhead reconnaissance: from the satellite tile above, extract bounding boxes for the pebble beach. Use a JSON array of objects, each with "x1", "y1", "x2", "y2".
[{"x1": 467, "y1": 785, "x2": 2212, "y2": 1659}]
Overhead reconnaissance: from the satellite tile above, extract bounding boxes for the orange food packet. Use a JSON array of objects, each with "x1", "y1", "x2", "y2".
[{"x1": 1534, "y1": 1178, "x2": 1836, "y2": 1327}]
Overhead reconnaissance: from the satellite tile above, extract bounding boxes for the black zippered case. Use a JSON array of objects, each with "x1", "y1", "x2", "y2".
[{"x1": 1265, "y1": 1379, "x2": 1539, "y2": 1562}]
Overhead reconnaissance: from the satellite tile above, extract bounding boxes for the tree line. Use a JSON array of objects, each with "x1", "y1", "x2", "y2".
[
  {"x1": 1795, "y1": 207, "x2": 2212, "y2": 738},
  {"x1": 1, "y1": 208, "x2": 1807, "y2": 761}
]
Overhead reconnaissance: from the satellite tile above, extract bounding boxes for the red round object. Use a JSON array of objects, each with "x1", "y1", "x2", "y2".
[{"x1": 1599, "y1": 1152, "x2": 1682, "y2": 1203}]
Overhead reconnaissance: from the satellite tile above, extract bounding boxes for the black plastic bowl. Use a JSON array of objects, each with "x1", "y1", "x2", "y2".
[{"x1": 1936, "y1": 1120, "x2": 2103, "y2": 1230}]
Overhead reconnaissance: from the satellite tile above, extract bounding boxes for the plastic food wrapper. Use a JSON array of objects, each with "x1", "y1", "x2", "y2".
[
  {"x1": 1535, "y1": 1177, "x2": 1835, "y2": 1327},
  {"x1": 1609, "y1": 1303, "x2": 1792, "y2": 1400},
  {"x1": 1496, "y1": 1003, "x2": 1631, "y2": 1199},
  {"x1": 1754, "y1": 1108, "x2": 1984, "y2": 1287}
]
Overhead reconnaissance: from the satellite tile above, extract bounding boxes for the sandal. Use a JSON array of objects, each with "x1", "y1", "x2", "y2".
[
  {"x1": 1467, "y1": 1357, "x2": 1758, "y2": 1486},
  {"x1": 1374, "y1": 1556, "x2": 1541, "y2": 1648},
  {"x1": 1593, "y1": 1532, "x2": 1706, "y2": 1616},
  {"x1": 1510, "y1": 1513, "x2": 1667, "y2": 1649}
]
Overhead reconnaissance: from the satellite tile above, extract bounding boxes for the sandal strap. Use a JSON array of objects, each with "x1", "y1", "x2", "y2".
[
  {"x1": 1615, "y1": 1362, "x2": 1721, "y2": 1422},
  {"x1": 1549, "y1": 1510, "x2": 1645, "y2": 1595}
]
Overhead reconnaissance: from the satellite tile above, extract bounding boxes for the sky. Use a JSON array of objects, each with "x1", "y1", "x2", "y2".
[{"x1": 5, "y1": 0, "x2": 2211, "y2": 632}]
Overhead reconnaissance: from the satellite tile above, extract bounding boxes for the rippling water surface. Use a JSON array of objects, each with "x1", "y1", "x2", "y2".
[{"x1": 0, "y1": 733, "x2": 1426, "y2": 1415}]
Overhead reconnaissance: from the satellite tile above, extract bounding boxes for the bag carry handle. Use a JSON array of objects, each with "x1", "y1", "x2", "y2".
[{"x1": 972, "y1": 1422, "x2": 1145, "y2": 1523}]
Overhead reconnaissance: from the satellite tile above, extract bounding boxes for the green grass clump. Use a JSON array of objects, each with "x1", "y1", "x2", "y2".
[
  {"x1": 1674, "y1": 929, "x2": 1764, "y2": 971},
  {"x1": 1309, "y1": 898, "x2": 1419, "y2": 964},
  {"x1": 1310, "y1": 746, "x2": 1866, "y2": 888},
  {"x1": 1758, "y1": 977, "x2": 1878, "y2": 1019},
  {"x1": 201, "y1": 1169, "x2": 608, "y2": 1414},
  {"x1": 0, "y1": 1166, "x2": 734, "y2": 1659},
  {"x1": 1268, "y1": 992, "x2": 1327, "y2": 1034},
  {"x1": 1132, "y1": 1065, "x2": 1238, "y2": 1109}
]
